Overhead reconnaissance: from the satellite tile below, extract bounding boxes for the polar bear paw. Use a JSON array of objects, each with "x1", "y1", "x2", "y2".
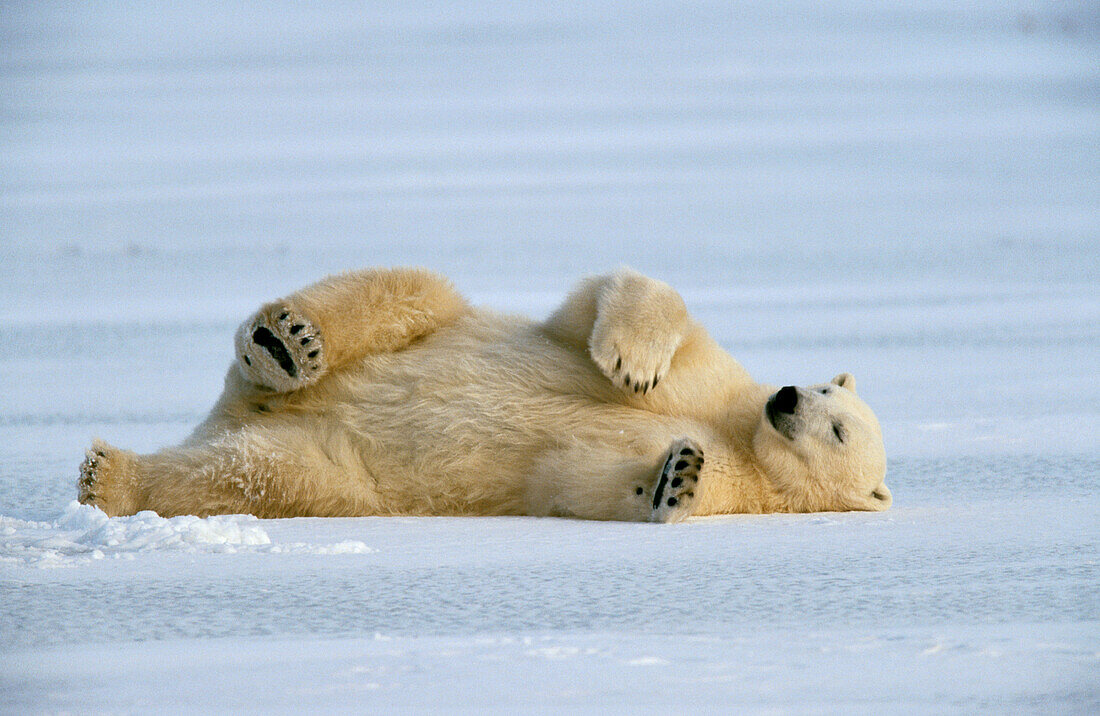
[
  {"x1": 78, "y1": 439, "x2": 135, "y2": 515},
  {"x1": 589, "y1": 329, "x2": 678, "y2": 396},
  {"x1": 235, "y1": 303, "x2": 326, "y2": 392},
  {"x1": 648, "y1": 438, "x2": 703, "y2": 523}
]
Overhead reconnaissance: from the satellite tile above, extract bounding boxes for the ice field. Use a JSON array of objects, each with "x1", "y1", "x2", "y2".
[{"x1": 1, "y1": 0, "x2": 1098, "y2": 711}]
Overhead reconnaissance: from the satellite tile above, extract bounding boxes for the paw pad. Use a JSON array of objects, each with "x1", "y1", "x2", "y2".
[
  {"x1": 650, "y1": 438, "x2": 703, "y2": 522},
  {"x1": 78, "y1": 442, "x2": 119, "y2": 509},
  {"x1": 78, "y1": 450, "x2": 102, "y2": 501},
  {"x1": 236, "y1": 304, "x2": 326, "y2": 392}
]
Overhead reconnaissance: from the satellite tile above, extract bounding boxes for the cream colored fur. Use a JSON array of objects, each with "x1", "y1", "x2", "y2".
[{"x1": 78, "y1": 267, "x2": 891, "y2": 522}]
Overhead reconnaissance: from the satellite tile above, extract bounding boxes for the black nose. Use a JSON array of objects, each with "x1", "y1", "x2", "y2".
[{"x1": 774, "y1": 385, "x2": 798, "y2": 414}]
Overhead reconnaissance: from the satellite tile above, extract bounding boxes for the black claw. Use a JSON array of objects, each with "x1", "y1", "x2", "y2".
[
  {"x1": 684, "y1": 492, "x2": 694, "y2": 499},
  {"x1": 278, "y1": 312, "x2": 289, "y2": 320},
  {"x1": 290, "y1": 324, "x2": 304, "y2": 335},
  {"x1": 653, "y1": 375, "x2": 660, "y2": 387},
  {"x1": 95, "y1": 450, "x2": 106, "y2": 457},
  {"x1": 242, "y1": 355, "x2": 252, "y2": 366},
  {"x1": 300, "y1": 336, "x2": 312, "y2": 345},
  {"x1": 307, "y1": 349, "x2": 319, "y2": 359},
  {"x1": 615, "y1": 356, "x2": 622, "y2": 371},
  {"x1": 624, "y1": 373, "x2": 631, "y2": 387}
]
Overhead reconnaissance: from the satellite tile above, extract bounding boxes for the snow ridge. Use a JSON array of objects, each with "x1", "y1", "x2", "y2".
[{"x1": 0, "y1": 502, "x2": 372, "y2": 567}]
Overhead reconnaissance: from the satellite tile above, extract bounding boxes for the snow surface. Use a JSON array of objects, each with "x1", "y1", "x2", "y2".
[
  {"x1": 1, "y1": 502, "x2": 372, "y2": 568},
  {"x1": 2, "y1": 0, "x2": 1098, "y2": 712}
]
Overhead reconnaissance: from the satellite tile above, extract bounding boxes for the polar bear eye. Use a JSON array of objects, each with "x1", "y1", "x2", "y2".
[
  {"x1": 832, "y1": 422, "x2": 845, "y2": 443},
  {"x1": 818, "y1": 387, "x2": 830, "y2": 394}
]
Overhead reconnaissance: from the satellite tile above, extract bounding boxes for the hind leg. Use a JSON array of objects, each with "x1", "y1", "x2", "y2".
[
  {"x1": 79, "y1": 428, "x2": 380, "y2": 518},
  {"x1": 236, "y1": 303, "x2": 327, "y2": 393},
  {"x1": 237, "y1": 267, "x2": 469, "y2": 391}
]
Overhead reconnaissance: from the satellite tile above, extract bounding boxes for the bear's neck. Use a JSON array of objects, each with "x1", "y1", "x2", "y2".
[{"x1": 696, "y1": 383, "x2": 785, "y2": 515}]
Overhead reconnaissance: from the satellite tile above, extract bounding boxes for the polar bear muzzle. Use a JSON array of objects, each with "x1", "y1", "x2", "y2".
[{"x1": 765, "y1": 385, "x2": 800, "y2": 440}]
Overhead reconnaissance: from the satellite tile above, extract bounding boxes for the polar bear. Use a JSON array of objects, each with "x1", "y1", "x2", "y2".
[{"x1": 78, "y1": 267, "x2": 890, "y2": 522}]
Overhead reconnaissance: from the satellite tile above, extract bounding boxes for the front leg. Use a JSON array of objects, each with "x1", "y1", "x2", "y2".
[
  {"x1": 589, "y1": 271, "x2": 690, "y2": 395},
  {"x1": 525, "y1": 434, "x2": 705, "y2": 523},
  {"x1": 543, "y1": 269, "x2": 691, "y2": 396},
  {"x1": 647, "y1": 438, "x2": 704, "y2": 523}
]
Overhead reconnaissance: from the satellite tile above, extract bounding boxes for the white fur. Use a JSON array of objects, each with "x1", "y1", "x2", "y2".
[{"x1": 79, "y1": 268, "x2": 890, "y2": 521}]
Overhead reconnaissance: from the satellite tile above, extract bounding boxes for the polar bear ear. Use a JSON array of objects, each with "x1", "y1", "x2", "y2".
[{"x1": 831, "y1": 372, "x2": 857, "y2": 393}]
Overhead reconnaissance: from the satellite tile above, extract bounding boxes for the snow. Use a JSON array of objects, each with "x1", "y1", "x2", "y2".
[
  {"x1": 3, "y1": 505, "x2": 1098, "y2": 711},
  {"x1": 2, "y1": 0, "x2": 1099, "y2": 712},
  {"x1": 8, "y1": 625, "x2": 1098, "y2": 713},
  {"x1": 0, "y1": 502, "x2": 372, "y2": 568}
]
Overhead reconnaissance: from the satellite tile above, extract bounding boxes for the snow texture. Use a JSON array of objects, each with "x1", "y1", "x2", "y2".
[
  {"x1": 1, "y1": 0, "x2": 1098, "y2": 712},
  {"x1": 0, "y1": 502, "x2": 371, "y2": 568}
]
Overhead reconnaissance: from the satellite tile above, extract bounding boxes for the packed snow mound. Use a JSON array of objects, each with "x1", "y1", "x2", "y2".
[
  {"x1": 58, "y1": 501, "x2": 272, "y2": 550},
  {"x1": 0, "y1": 502, "x2": 373, "y2": 567}
]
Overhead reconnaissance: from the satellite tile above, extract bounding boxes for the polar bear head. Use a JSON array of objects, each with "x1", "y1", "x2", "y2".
[{"x1": 752, "y1": 372, "x2": 890, "y2": 512}]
